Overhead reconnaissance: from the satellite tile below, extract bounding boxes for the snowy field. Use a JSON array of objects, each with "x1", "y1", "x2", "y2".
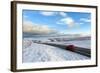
[
  {"x1": 22, "y1": 38, "x2": 90, "y2": 63},
  {"x1": 62, "y1": 40, "x2": 90, "y2": 49}
]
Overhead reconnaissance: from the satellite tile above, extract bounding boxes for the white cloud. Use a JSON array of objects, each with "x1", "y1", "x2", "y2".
[
  {"x1": 40, "y1": 11, "x2": 67, "y2": 17},
  {"x1": 80, "y1": 18, "x2": 91, "y2": 22},
  {"x1": 23, "y1": 21, "x2": 57, "y2": 35},
  {"x1": 79, "y1": 22, "x2": 84, "y2": 25},
  {"x1": 75, "y1": 22, "x2": 84, "y2": 25},
  {"x1": 40, "y1": 11, "x2": 56, "y2": 16},
  {"x1": 57, "y1": 17, "x2": 75, "y2": 27},
  {"x1": 23, "y1": 15, "x2": 28, "y2": 18},
  {"x1": 59, "y1": 12, "x2": 67, "y2": 17}
]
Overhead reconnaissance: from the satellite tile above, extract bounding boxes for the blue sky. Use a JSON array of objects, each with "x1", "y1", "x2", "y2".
[{"x1": 23, "y1": 10, "x2": 91, "y2": 35}]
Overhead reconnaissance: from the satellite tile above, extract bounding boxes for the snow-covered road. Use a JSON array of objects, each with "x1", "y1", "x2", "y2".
[{"x1": 22, "y1": 40, "x2": 90, "y2": 63}]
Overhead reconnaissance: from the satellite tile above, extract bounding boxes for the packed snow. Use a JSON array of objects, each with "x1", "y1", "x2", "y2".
[{"x1": 22, "y1": 39, "x2": 90, "y2": 63}]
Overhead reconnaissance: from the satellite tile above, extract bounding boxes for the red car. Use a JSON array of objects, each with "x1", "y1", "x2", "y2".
[{"x1": 66, "y1": 45, "x2": 75, "y2": 52}]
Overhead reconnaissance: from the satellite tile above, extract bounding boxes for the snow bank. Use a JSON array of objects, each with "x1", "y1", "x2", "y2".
[{"x1": 22, "y1": 40, "x2": 90, "y2": 63}]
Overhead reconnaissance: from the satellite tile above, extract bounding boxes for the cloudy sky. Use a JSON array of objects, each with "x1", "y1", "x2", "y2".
[{"x1": 23, "y1": 10, "x2": 91, "y2": 35}]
